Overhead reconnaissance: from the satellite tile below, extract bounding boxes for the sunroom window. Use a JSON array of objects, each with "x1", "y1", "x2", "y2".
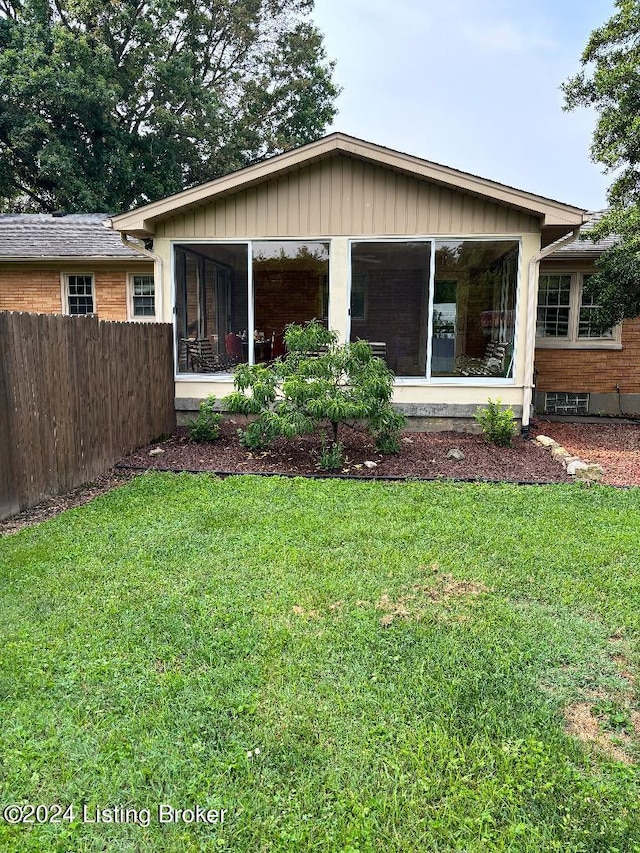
[
  {"x1": 349, "y1": 239, "x2": 518, "y2": 380},
  {"x1": 430, "y1": 240, "x2": 518, "y2": 379},
  {"x1": 175, "y1": 241, "x2": 329, "y2": 374}
]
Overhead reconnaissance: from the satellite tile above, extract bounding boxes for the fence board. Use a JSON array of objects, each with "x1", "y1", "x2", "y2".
[{"x1": 0, "y1": 312, "x2": 175, "y2": 521}]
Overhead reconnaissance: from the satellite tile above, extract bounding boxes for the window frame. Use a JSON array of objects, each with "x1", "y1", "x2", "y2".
[
  {"x1": 128, "y1": 272, "x2": 157, "y2": 321},
  {"x1": 347, "y1": 236, "x2": 521, "y2": 386},
  {"x1": 171, "y1": 239, "x2": 332, "y2": 379},
  {"x1": 535, "y1": 270, "x2": 622, "y2": 350},
  {"x1": 61, "y1": 272, "x2": 95, "y2": 316}
]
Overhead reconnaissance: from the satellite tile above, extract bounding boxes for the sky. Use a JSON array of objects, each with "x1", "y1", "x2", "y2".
[{"x1": 311, "y1": 0, "x2": 617, "y2": 212}]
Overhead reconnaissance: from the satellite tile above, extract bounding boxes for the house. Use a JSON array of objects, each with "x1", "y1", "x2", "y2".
[
  {"x1": 0, "y1": 214, "x2": 156, "y2": 321},
  {"x1": 107, "y1": 132, "x2": 589, "y2": 432},
  {"x1": 535, "y1": 211, "x2": 640, "y2": 417}
]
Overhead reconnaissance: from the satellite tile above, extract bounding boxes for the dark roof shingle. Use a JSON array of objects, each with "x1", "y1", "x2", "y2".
[
  {"x1": 0, "y1": 213, "x2": 147, "y2": 260},
  {"x1": 551, "y1": 210, "x2": 618, "y2": 257}
]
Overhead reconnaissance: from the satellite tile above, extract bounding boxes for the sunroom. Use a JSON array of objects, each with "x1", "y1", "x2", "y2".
[
  {"x1": 109, "y1": 133, "x2": 586, "y2": 430},
  {"x1": 173, "y1": 237, "x2": 518, "y2": 381}
]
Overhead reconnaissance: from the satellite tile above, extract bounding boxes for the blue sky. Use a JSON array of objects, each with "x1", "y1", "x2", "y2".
[{"x1": 312, "y1": 0, "x2": 616, "y2": 211}]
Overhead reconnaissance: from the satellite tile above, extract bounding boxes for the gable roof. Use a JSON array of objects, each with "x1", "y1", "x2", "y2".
[
  {"x1": 0, "y1": 213, "x2": 149, "y2": 261},
  {"x1": 109, "y1": 133, "x2": 587, "y2": 238}
]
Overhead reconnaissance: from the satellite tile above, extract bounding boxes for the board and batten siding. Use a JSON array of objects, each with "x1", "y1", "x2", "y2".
[{"x1": 155, "y1": 154, "x2": 540, "y2": 240}]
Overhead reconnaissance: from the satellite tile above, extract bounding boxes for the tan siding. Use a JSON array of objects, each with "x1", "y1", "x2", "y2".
[{"x1": 159, "y1": 154, "x2": 541, "y2": 239}]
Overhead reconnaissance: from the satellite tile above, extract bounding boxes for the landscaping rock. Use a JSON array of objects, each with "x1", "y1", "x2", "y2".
[
  {"x1": 566, "y1": 459, "x2": 589, "y2": 476},
  {"x1": 574, "y1": 463, "x2": 605, "y2": 482},
  {"x1": 536, "y1": 435, "x2": 558, "y2": 448},
  {"x1": 561, "y1": 456, "x2": 582, "y2": 470},
  {"x1": 149, "y1": 447, "x2": 165, "y2": 457},
  {"x1": 551, "y1": 445, "x2": 571, "y2": 461},
  {"x1": 363, "y1": 460, "x2": 378, "y2": 469},
  {"x1": 446, "y1": 448, "x2": 466, "y2": 461}
]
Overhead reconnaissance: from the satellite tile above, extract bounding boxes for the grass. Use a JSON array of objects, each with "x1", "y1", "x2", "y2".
[{"x1": 0, "y1": 474, "x2": 639, "y2": 851}]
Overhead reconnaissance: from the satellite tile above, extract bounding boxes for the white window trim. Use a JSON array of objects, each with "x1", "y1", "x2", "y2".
[
  {"x1": 127, "y1": 272, "x2": 157, "y2": 321},
  {"x1": 536, "y1": 270, "x2": 622, "y2": 350},
  {"x1": 60, "y1": 272, "x2": 96, "y2": 316}
]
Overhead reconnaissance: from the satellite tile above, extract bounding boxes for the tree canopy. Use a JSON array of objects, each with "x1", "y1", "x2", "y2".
[
  {"x1": 0, "y1": 0, "x2": 339, "y2": 213},
  {"x1": 563, "y1": 0, "x2": 640, "y2": 328}
]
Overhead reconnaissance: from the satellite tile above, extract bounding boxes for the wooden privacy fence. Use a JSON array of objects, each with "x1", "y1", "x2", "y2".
[{"x1": 0, "y1": 312, "x2": 175, "y2": 521}]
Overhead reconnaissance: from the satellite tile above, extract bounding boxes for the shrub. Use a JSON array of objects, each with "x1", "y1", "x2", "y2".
[
  {"x1": 186, "y1": 396, "x2": 222, "y2": 442},
  {"x1": 223, "y1": 321, "x2": 406, "y2": 459},
  {"x1": 474, "y1": 398, "x2": 516, "y2": 447}
]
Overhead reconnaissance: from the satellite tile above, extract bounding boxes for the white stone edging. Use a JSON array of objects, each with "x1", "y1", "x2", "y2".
[{"x1": 535, "y1": 435, "x2": 604, "y2": 482}]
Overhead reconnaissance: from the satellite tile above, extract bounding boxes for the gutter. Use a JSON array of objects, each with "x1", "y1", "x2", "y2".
[
  {"x1": 521, "y1": 228, "x2": 582, "y2": 435},
  {"x1": 104, "y1": 218, "x2": 164, "y2": 321}
]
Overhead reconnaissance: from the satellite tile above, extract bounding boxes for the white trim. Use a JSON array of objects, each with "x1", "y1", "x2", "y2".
[
  {"x1": 127, "y1": 272, "x2": 157, "y2": 321},
  {"x1": 60, "y1": 271, "x2": 96, "y2": 316},
  {"x1": 535, "y1": 269, "x2": 622, "y2": 347}
]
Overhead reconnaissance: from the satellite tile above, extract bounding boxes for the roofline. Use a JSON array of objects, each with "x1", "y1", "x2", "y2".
[
  {"x1": 0, "y1": 255, "x2": 152, "y2": 263},
  {"x1": 109, "y1": 133, "x2": 587, "y2": 237}
]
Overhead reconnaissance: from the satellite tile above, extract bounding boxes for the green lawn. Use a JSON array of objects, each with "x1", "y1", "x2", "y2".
[{"x1": 1, "y1": 474, "x2": 639, "y2": 852}]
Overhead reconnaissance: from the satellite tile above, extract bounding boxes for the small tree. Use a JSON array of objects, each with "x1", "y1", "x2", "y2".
[{"x1": 223, "y1": 322, "x2": 406, "y2": 462}]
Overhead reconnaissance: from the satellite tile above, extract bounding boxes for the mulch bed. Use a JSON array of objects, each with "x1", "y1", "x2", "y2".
[
  {"x1": 118, "y1": 420, "x2": 572, "y2": 484},
  {"x1": 536, "y1": 420, "x2": 640, "y2": 487},
  {"x1": 3, "y1": 419, "x2": 638, "y2": 536}
]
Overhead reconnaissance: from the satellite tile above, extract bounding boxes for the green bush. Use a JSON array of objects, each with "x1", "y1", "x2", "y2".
[
  {"x1": 186, "y1": 396, "x2": 222, "y2": 442},
  {"x1": 474, "y1": 397, "x2": 516, "y2": 447},
  {"x1": 224, "y1": 321, "x2": 406, "y2": 460},
  {"x1": 318, "y1": 436, "x2": 343, "y2": 470}
]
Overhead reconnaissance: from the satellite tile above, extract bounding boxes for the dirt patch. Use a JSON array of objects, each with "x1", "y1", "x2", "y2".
[
  {"x1": 291, "y1": 605, "x2": 320, "y2": 620},
  {"x1": 563, "y1": 702, "x2": 633, "y2": 764},
  {"x1": 376, "y1": 567, "x2": 488, "y2": 627},
  {"x1": 0, "y1": 470, "x2": 138, "y2": 536}
]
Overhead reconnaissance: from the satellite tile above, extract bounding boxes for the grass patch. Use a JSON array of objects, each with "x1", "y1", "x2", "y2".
[{"x1": 0, "y1": 475, "x2": 639, "y2": 851}]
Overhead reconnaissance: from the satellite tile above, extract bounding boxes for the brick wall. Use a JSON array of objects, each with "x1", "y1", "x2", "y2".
[
  {"x1": 0, "y1": 268, "x2": 133, "y2": 321},
  {"x1": 95, "y1": 271, "x2": 128, "y2": 321},
  {"x1": 535, "y1": 317, "x2": 640, "y2": 395},
  {"x1": 0, "y1": 270, "x2": 62, "y2": 313}
]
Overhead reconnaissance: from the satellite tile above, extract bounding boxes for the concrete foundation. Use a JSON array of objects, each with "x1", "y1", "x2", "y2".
[{"x1": 175, "y1": 398, "x2": 522, "y2": 433}]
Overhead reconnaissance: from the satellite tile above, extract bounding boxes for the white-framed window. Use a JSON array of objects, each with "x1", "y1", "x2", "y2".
[
  {"x1": 536, "y1": 272, "x2": 619, "y2": 348},
  {"x1": 129, "y1": 273, "x2": 156, "y2": 319},
  {"x1": 63, "y1": 274, "x2": 95, "y2": 315}
]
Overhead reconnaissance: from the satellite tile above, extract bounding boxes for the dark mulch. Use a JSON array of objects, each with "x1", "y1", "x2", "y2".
[
  {"x1": 119, "y1": 420, "x2": 572, "y2": 484},
  {"x1": 536, "y1": 420, "x2": 640, "y2": 487}
]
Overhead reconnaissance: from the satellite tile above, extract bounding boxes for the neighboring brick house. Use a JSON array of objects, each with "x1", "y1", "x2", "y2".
[
  {"x1": 0, "y1": 214, "x2": 156, "y2": 321},
  {"x1": 535, "y1": 211, "x2": 640, "y2": 417}
]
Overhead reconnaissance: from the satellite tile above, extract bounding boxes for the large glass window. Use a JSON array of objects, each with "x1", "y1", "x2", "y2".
[
  {"x1": 430, "y1": 240, "x2": 518, "y2": 378},
  {"x1": 253, "y1": 241, "x2": 329, "y2": 359},
  {"x1": 175, "y1": 244, "x2": 248, "y2": 374},
  {"x1": 349, "y1": 242, "x2": 432, "y2": 376},
  {"x1": 175, "y1": 240, "x2": 329, "y2": 374}
]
